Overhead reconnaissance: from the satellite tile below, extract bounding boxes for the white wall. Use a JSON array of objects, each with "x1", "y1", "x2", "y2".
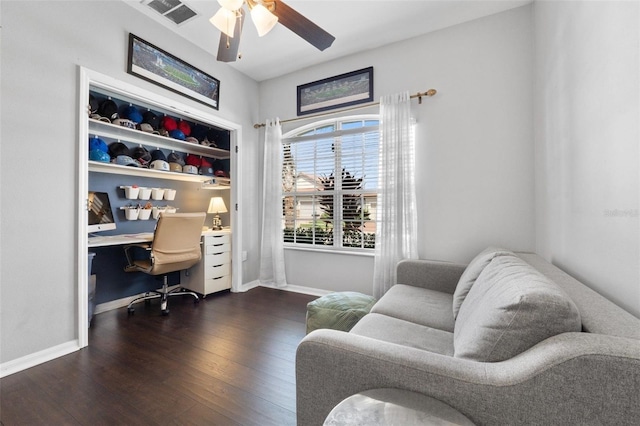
[
  {"x1": 0, "y1": 0, "x2": 261, "y2": 365},
  {"x1": 534, "y1": 1, "x2": 640, "y2": 317},
  {"x1": 259, "y1": 5, "x2": 535, "y2": 294}
]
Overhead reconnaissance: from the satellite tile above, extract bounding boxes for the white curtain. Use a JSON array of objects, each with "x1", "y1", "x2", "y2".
[
  {"x1": 259, "y1": 118, "x2": 287, "y2": 287},
  {"x1": 373, "y1": 91, "x2": 418, "y2": 298}
]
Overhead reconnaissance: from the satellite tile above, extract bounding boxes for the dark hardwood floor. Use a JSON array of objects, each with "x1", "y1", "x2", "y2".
[{"x1": 0, "y1": 287, "x2": 317, "y2": 425}]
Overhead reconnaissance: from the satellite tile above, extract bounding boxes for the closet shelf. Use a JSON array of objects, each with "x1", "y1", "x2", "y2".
[
  {"x1": 89, "y1": 161, "x2": 214, "y2": 182},
  {"x1": 88, "y1": 119, "x2": 231, "y2": 159}
]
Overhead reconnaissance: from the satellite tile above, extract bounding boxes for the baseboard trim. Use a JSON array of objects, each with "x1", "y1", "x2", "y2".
[
  {"x1": 0, "y1": 340, "x2": 80, "y2": 378},
  {"x1": 259, "y1": 282, "x2": 331, "y2": 297}
]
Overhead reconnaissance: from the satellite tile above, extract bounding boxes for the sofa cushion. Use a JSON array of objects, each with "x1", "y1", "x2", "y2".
[
  {"x1": 371, "y1": 284, "x2": 455, "y2": 332},
  {"x1": 454, "y1": 256, "x2": 582, "y2": 362},
  {"x1": 452, "y1": 246, "x2": 515, "y2": 319},
  {"x1": 351, "y1": 313, "x2": 454, "y2": 355}
]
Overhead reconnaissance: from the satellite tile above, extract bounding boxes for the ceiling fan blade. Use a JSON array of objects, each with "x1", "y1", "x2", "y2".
[
  {"x1": 272, "y1": 0, "x2": 335, "y2": 51},
  {"x1": 217, "y1": 8, "x2": 245, "y2": 63}
]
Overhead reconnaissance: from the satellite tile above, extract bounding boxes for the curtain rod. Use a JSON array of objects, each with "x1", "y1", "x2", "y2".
[{"x1": 253, "y1": 89, "x2": 437, "y2": 129}]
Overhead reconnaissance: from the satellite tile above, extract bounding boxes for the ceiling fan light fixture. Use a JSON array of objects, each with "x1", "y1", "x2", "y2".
[
  {"x1": 250, "y1": 3, "x2": 278, "y2": 37},
  {"x1": 217, "y1": 0, "x2": 244, "y2": 11},
  {"x1": 210, "y1": 7, "x2": 237, "y2": 37}
]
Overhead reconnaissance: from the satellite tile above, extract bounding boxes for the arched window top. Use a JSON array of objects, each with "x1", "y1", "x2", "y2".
[{"x1": 283, "y1": 114, "x2": 379, "y2": 141}]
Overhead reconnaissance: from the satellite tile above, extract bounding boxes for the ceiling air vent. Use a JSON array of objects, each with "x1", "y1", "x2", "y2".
[{"x1": 145, "y1": 0, "x2": 198, "y2": 25}]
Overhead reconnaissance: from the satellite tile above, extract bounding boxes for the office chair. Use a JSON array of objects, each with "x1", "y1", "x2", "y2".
[{"x1": 124, "y1": 212, "x2": 206, "y2": 315}]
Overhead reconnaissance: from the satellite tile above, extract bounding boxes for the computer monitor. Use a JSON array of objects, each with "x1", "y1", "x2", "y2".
[{"x1": 88, "y1": 191, "x2": 116, "y2": 233}]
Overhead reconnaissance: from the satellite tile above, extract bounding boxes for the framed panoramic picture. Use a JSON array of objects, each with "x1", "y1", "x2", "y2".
[
  {"x1": 297, "y1": 67, "x2": 373, "y2": 116},
  {"x1": 127, "y1": 33, "x2": 220, "y2": 110}
]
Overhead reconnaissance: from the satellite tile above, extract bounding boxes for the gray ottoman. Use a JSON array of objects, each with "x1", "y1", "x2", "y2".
[
  {"x1": 324, "y1": 388, "x2": 475, "y2": 425},
  {"x1": 306, "y1": 291, "x2": 376, "y2": 334}
]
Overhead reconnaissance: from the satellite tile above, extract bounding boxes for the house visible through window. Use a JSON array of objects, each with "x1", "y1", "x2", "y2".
[{"x1": 282, "y1": 116, "x2": 379, "y2": 251}]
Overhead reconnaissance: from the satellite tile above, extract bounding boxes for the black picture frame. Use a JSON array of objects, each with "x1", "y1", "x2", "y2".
[
  {"x1": 297, "y1": 67, "x2": 374, "y2": 116},
  {"x1": 127, "y1": 33, "x2": 220, "y2": 110}
]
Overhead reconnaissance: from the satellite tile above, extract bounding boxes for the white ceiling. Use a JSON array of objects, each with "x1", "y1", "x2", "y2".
[{"x1": 123, "y1": 0, "x2": 531, "y2": 82}]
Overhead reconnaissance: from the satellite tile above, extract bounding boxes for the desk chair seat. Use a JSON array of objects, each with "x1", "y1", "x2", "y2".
[{"x1": 124, "y1": 212, "x2": 205, "y2": 316}]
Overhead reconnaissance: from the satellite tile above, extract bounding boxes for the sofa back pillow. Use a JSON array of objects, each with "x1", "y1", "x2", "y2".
[
  {"x1": 454, "y1": 256, "x2": 581, "y2": 362},
  {"x1": 452, "y1": 246, "x2": 514, "y2": 319}
]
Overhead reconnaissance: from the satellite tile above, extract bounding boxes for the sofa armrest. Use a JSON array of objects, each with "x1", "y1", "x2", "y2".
[
  {"x1": 396, "y1": 259, "x2": 466, "y2": 294},
  {"x1": 296, "y1": 330, "x2": 640, "y2": 426}
]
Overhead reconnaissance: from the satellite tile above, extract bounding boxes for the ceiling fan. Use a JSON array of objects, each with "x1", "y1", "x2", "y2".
[{"x1": 209, "y1": 0, "x2": 335, "y2": 62}]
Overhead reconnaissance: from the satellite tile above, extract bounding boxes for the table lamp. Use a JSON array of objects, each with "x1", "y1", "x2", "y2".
[{"x1": 207, "y1": 196, "x2": 228, "y2": 230}]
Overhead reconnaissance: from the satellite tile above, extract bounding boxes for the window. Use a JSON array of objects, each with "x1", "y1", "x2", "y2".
[{"x1": 282, "y1": 116, "x2": 379, "y2": 251}]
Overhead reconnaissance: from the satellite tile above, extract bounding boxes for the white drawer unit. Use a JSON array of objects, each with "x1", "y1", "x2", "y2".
[{"x1": 181, "y1": 231, "x2": 231, "y2": 296}]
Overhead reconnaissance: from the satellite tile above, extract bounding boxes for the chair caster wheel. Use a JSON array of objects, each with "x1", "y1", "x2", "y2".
[
  {"x1": 161, "y1": 309, "x2": 169, "y2": 316},
  {"x1": 128, "y1": 308, "x2": 135, "y2": 315},
  {"x1": 194, "y1": 298, "x2": 200, "y2": 304}
]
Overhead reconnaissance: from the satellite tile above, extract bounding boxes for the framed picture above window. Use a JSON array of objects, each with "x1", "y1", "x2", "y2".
[
  {"x1": 127, "y1": 33, "x2": 220, "y2": 110},
  {"x1": 297, "y1": 67, "x2": 374, "y2": 116}
]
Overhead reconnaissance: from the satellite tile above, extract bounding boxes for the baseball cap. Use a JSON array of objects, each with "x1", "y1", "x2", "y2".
[
  {"x1": 161, "y1": 116, "x2": 177, "y2": 132},
  {"x1": 150, "y1": 159, "x2": 170, "y2": 171},
  {"x1": 89, "y1": 136, "x2": 108, "y2": 153},
  {"x1": 89, "y1": 94, "x2": 99, "y2": 114},
  {"x1": 108, "y1": 142, "x2": 130, "y2": 159},
  {"x1": 151, "y1": 149, "x2": 167, "y2": 162},
  {"x1": 142, "y1": 111, "x2": 160, "y2": 130},
  {"x1": 112, "y1": 118, "x2": 136, "y2": 129},
  {"x1": 168, "y1": 152, "x2": 185, "y2": 172},
  {"x1": 131, "y1": 146, "x2": 151, "y2": 167},
  {"x1": 182, "y1": 165, "x2": 198, "y2": 174},
  {"x1": 169, "y1": 129, "x2": 186, "y2": 140},
  {"x1": 177, "y1": 120, "x2": 191, "y2": 137},
  {"x1": 200, "y1": 157, "x2": 214, "y2": 176},
  {"x1": 167, "y1": 152, "x2": 185, "y2": 165},
  {"x1": 185, "y1": 136, "x2": 199, "y2": 144},
  {"x1": 137, "y1": 123, "x2": 155, "y2": 133},
  {"x1": 89, "y1": 149, "x2": 110, "y2": 162},
  {"x1": 123, "y1": 105, "x2": 143, "y2": 124},
  {"x1": 97, "y1": 99, "x2": 119, "y2": 121},
  {"x1": 116, "y1": 155, "x2": 141, "y2": 167},
  {"x1": 185, "y1": 154, "x2": 201, "y2": 167}
]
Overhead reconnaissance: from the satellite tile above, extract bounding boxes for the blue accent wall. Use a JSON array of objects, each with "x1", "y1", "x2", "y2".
[{"x1": 89, "y1": 171, "x2": 230, "y2": 304}]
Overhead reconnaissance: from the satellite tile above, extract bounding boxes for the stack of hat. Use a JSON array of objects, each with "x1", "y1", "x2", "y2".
[
  {"x1": 183, "y1": 154, "x2": 200, "y2": 174},
  {"x1": 138, "y1": 110, "x2": 160, "y2": 134},
  {"x1": 200, "y1": 157, "x2": 214, "y2": 176},
  {"x1": 108, "y1": 142, "x2": 140, "y2": 167},
  {"x1": 150, "y1": 149, "x2": 170, "y2": 171},
  {"x1": 88, "y1": 136, "x2": 110, "y2": 162},
  {"x1": 168, "y1": 152, "x2": 185, "y2": 172},
  {"x1": 131, "y1": 146, "x2": 152, "y2": 168},
  {"x1": 97, "y1": 99, "x2": 119, "y2": 121}
]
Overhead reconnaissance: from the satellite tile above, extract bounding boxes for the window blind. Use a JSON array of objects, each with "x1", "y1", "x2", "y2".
[{"x1": 282, "y1": 118, "x2": 379, "y2": 250}]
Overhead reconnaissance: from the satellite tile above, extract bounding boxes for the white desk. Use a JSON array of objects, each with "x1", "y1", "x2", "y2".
[
  {"x1": 88, "y1": 233, "x2": 154, "y2": 248},
  {"x1": 87, "y1": 229, "x2": 228, "y2": 247}
]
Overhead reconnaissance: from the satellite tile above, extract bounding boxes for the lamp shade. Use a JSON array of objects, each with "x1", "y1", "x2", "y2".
[
  {"x1": 218, "y1": 0, "x2": 243, "y2": 10},
  {"x1": 208, "y1": 197, "x2": 228, "y2": 214},
  {"x1": 210, "y1": 7, "x2": 237, "y2": 37},
  {"x1": 250, "y1": 3, "x2": 278, "y2": 37}
]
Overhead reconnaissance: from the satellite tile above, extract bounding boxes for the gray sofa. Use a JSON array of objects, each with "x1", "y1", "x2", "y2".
[{"x1": 296, "y1": 249, "x2": 640, "y2": 425}]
